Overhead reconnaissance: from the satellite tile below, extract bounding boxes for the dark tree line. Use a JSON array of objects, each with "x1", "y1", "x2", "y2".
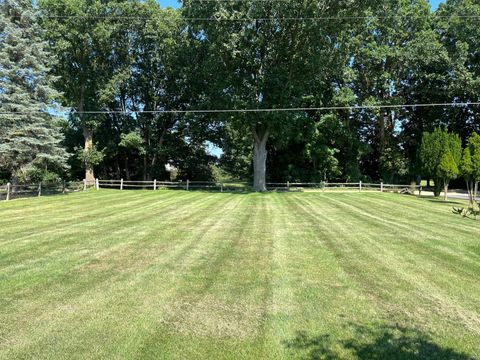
[{"x1": 1, "y1": 0, "x2": 479, "y2": 191}]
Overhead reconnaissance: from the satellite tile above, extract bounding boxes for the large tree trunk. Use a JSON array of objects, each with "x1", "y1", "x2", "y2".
[
  {"x1": 252, "y1": 125, "x2": 269, "y2": 192},
  {"x1": 83, "y1": 127, "x2": 95, "y2": 185},
  {"x1": 79, "y1": 87, "x2": 95, "y2": 185}
]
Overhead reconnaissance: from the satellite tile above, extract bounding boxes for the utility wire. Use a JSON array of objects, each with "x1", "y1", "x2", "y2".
[
  {"x1": 38, "y1": 15, "x2": 480, "y2": 21},
  {"x1": 1, "y1": 102, "x2": 480, "y2": 115},
  {"x1": 36, "y1": 11, "x2": 480, "y2": 21}
]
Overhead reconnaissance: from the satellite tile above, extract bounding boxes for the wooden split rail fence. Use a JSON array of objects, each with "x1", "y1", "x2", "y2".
[
  {"x1": 95, "y1": 179, "x2": 243, "y2": 192},
  {"x1": 93, "y1": 179, "x2": 421, "y2": 194},
  {"x1": 0, "y1": 181, "x2": 84, "y2": 201},
  {"x1": 0, "y1": 179, "x2": 421, "y2": 201}
]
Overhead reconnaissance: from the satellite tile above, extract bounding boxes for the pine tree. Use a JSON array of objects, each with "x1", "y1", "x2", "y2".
[{"x1": 0, "y1": 0, "x2": 68, "y2": 182}]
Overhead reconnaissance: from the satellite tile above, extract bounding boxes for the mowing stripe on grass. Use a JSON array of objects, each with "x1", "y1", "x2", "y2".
[{"x1": 1, "y1": 191, "x2": 479, "y2": 359}]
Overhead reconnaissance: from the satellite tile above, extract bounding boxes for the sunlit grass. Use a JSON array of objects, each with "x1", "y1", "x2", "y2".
[{"x1": 0, "y1": 190, "x2": 479, "y2": 359}]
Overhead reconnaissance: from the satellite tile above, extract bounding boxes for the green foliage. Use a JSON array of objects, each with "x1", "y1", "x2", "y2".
[
  {"x1": 218, "y1": 124, "x2": 252, "y2": 180},
  {"x1": 15, "y1": 165, "x2": 61, "y2": 184},
  {"x1": 76, "y1": 146, "x2": 105, "y2": 168},
  {"x1": 38, "y1": 0, "x2": 127, "y2": 127},
  {"x1": 467, "y1": 132, "x2": 480, "y2": 182},
  {"x1": 436, "y1": 1, "x2": 480, "y2": 140},
  {"x1": 461, "y1": 148, "x2": 474, "y2": 181},
  {"x1": 119, "y1": 132, "x2": 145, "y2": 155},
  {"x1": 379, "y1": 146, "x2": 409, "y2": 183},
  {"x1": 342, "y1": 0, "x2": 443, "y2": 181},
  {"x1": 419, "y1": 128, "x2": 462, "y2": 196},
  {"x1": 0, "y1": 0, "x2": 68, "y2": 179},
  {"x1": 183, "y1": 0, "x2": 373, "y2": 187},
  {"x1": 438, "y1": 149, "x2": 459, "y2": 182},
  {"x1": 420, "y1": 129, "x2": 444, "y2": 180},
  {"x1": 453, "y1": 207, "x2": 480, "y2": 220},
  {"x1": 460, "y1": 132, "x2": 480, "y2": 206},
  {"x1": 39, "y1": 0, "x2": 216, "y2": 181},
  {"x1": 6, "y1": 0, "x2": 477, "y2": 185},
  {"x1": 210, "y1": 165, "x2": 232, "y2": 183},
  {"x1": 305, "y1": 114, "x2": 343, "y2": 181}
]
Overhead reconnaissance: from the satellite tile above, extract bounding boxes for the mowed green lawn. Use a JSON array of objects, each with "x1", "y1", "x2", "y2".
[{"x1": 1, "y1": 190, "x2": 479, "y2": 360}]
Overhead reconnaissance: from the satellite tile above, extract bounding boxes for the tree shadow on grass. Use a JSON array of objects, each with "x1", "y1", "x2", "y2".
[
  {"x1": 424, "y1": 198, "x2": 466, "y2": 205},
  {"x1": 284, "y1": 324, "x2": 475, "y2": 360}
]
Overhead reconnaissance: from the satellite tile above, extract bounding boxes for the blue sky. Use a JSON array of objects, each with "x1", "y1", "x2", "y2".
[
  {"x1": 158, "y1": 0, "x2": 180, "y2": 8},
  {"x1": 159, "y1": 0, "x2": 445, "y2": 11},
  {"x1": 430, "y1": 0, "x2": 444, "y2": 10}
]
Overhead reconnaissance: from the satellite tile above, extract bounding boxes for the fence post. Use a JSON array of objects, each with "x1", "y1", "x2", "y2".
[
  {"x1": 287, "y1": 181, "x2": 290, "y2": 191},
  {"x1": 6, "y1": 182, "x2": 10, "y2": 201},
  {"x1": 359, "y1": 181, "x2": 362, "y2": 192},
  {"x1": 95, "y1": 178, "x2": 99, "y2": 191},
  {"x1": 221, "y1": 183, "x2": 224, "y2": 193},
  {"x1": 153, "y1": 179, "x2": 157, "y2": 191},
  {"x1": 120, "y1": 178, "x2": 124, "y2": 191},
  {"x1": 62, "y1": 180, "x2": 66, "y2": 194},
  {"x1": 38, "y1": 183, "x2": 42, "y2": 197},
  {"x1": 83, "y1": 179, "x2": 87, "y2": 191},
  {"x1": 381, "y1": 182, "x2": 384, "y2": 193},
  {"x1": 186, "y1": 180, "x2": 189, "y2": 191}
]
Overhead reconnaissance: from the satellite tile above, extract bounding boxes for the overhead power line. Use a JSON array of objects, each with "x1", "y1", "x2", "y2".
[
  {"x1": 1, "y1": 102, "x2": 480, "y2": 116},
  {"x1": 37, "y1": 14, "x2": 480, "y2": 21}
]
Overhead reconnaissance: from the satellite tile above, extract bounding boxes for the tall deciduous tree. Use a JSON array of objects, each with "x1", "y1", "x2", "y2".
[
  {"x1": 38, "y1": 0, "x2": 129, "y2": 184},
  {"x1": 183, "y1": 0, "x2": 372, "y2": 191},
  {"x1": 0, "y1": 0, "x2": 68, "y2": 181},
  {"x1": 347, "y1": 0, "x2": 445, "y2": 181},
  {"x1": 123, "y1": 3, "x2": 193, "y2": 180},
  {"x1": 436, "y1": 0, "x2": 480, "y2": 139}
]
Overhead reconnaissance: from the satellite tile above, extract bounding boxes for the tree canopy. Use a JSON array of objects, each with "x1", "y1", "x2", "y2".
[{"x1": 0, "y1": 0, "x2": 479, "y2": 189}]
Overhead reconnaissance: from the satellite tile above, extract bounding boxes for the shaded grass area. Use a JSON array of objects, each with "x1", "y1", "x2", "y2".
[{"x1": 0, "y1": 190, "x2": 479, "y2": 359}]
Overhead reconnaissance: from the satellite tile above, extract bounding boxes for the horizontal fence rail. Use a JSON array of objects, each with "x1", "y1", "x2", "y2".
[
  {"x1": 94, "y1": 179, "x2": 421, "y2": 194},
  {"x1": 0, "y1": 181, "x2": 84, "y2": 201},
  {"x1": 0, "y1": 179, "x2": 422, "y2": 201}
]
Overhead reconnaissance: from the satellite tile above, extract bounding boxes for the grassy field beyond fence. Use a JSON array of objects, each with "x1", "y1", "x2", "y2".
[{"x1": 0, "y1": 190, "x2": 479, "y2": 359}]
